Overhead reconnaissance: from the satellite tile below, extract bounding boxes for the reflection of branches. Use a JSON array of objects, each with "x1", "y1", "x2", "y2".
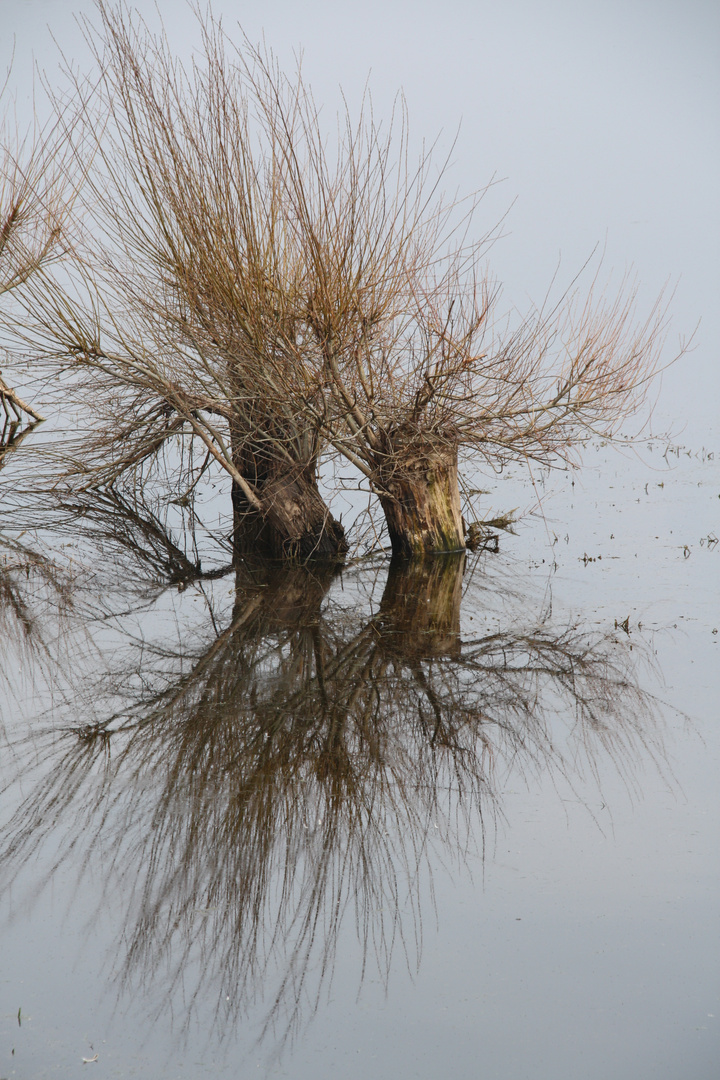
[
  {"x1": 57, "y1": 487, "x2": 234, "y2": 591},
  {"x1": 0, "y1": 479, "x2": 233, "y2": 737},
  {"x1": 0, "y1": 415, "x2": 37, "y2": 470},
  {"x1": 0, "y1": 508, "x2": 74, "y2": 685},
  {"x1": 2, "y1": 480, "x2": 233, "y2": 598},
  {"x1": 0, "y1": 537, "x2": 666, "y2": 1052}
]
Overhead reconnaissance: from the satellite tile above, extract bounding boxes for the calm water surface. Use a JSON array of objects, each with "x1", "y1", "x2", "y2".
[{"x1": 0, "y1": 438, "x2": 718, "y2": 1079}]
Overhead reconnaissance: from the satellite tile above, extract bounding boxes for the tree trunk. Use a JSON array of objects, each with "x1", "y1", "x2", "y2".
[
  {"x1": 231, "y1": 443, "x2": 347, "y2": 563},
  {"x1": 376, "y1": 441, "x2": 465, "y2": 559}
]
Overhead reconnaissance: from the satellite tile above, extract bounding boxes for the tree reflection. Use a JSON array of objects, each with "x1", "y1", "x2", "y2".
[
  {"x1": 1, "y1": 426, "x2": 74, "y2": 682},
  {"x1": 0, "y1": 502, "x2": 665, "y2": 1049}
]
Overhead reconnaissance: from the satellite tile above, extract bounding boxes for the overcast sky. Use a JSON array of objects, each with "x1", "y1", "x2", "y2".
[{"x1": 2, "y1": 0, "x2": 718, "y2": 436}]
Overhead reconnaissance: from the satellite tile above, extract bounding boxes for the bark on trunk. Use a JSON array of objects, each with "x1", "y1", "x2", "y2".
[
  {"x1": 231, "y1": 444, "x2": 347, "y2": 563},
  {"x1": 376, "y1": 441, "x2": 465, "y2": 559}
]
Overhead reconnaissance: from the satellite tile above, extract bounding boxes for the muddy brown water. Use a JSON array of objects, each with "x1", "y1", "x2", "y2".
[{"x1": 0, "y1": 438, "x2": 718, "y2": 1079}]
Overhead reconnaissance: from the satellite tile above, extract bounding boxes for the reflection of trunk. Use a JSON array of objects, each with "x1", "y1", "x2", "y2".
[
  {"x1": 378, "y1": 552, "x2": 465, "y2": 659},
  {"x1": 376, "y1": 441, "x2": 465, "y2": 559},
  {"x1": 232, "y1": 559, "x2": 338, "y2": 632},
  {"x1": 231, "y1": 438, "x2": 347, "y2": 563}
]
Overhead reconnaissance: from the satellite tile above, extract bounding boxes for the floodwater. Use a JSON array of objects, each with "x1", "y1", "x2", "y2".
[{"x1": 0, "y1": 436, "x2": 718, "y2": 1079}]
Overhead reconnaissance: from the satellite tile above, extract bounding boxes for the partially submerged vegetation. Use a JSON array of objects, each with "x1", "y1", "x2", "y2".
[{"x1": 1, "y1": 2, "x2": 672, "y2": 562}]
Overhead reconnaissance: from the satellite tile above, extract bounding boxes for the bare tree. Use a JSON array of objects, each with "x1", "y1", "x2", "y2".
[{"x1": 1, "y1": 2, "x2": 671, "y2": 559}]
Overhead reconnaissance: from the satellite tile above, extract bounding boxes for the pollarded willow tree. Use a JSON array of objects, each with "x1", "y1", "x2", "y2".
[{"x1": 2, "y1": 1, "x2": 670, "y2": 559}]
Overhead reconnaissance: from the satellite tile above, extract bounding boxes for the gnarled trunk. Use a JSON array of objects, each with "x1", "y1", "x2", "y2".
[
  {"x1": 231, "y1": 442, "x2": 347, "y2": 563},
  {"x1": 376, "y1": 441, "x2": 465, "y2": 559}
]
